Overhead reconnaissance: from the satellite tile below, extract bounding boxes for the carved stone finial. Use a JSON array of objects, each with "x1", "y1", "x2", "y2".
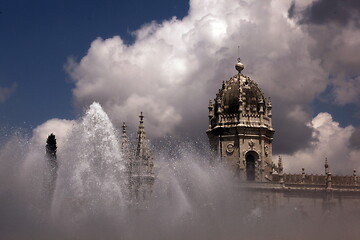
[
  {"x1": 301, "y1": 168, "x2": 306, "y2": 183},
  {"x1": 122, "y1": 122, "x2": 127, "y2": 134},
  {"x1": 325, "y1": 157, "x2": 329, "y2": 174},
  {"x1": 139, "y1": 112, "x2": 144, "y2": 123},
  {"x1": 278, "y1": 156, "x2": 284, "y2": 184},
  {"x1": 235, "y1": 58, "x2": 244, "y2": 73}
]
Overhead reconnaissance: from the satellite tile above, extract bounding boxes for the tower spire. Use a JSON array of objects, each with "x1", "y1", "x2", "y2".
[
  {"x1": 122, "y1": 121, "x2": 127, "y2": 135},
  {"x1": 129, "y1": 112, "x2": 155, "y2": 202},
  {"x1": 121, "y1": 122, "x2": 132, "y2": 176},
  {"x1": 121, "y1": 122, "x2": 129, "y2": 148},
  {"x1": 139, "y1": 112, "x2": 144, "y2": 124},
  {"x1": 136, "y1": 112, "x2": 146, "y2": 158}
]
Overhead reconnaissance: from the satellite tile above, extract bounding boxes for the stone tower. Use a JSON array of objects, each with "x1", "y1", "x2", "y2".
[
  {"x1": 129, "y1": 112, "x2": 155, "y2": 201},
  {"x1": 207, "y1": 59, "x2": 275, "y2": 182}
]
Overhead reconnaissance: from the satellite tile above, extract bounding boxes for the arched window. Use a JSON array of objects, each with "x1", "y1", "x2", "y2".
[{"x1": 246, "y1": 151, "x2": 258, "y2": 181}]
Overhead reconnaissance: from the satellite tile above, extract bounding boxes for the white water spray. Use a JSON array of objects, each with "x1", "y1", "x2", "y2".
[
  {"x1": 0, "y1": 103, "x2": 359, "y2": 239},
  {"x1": 52, "y1": 102, "x2": 126, "y2": 222}
]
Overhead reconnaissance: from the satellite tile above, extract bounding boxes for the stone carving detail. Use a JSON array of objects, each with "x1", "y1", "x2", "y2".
[
  {"x1": 248, "y1": 139, "x2": 255, "y2": 150},
  {"x1": 264, "y1": 145, "x2": 269, "y2": 157},
  {"x1": 226, "y1": 143, "x2": 234, "y2": 154}
]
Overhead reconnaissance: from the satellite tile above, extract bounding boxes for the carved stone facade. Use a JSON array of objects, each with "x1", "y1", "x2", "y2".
[
  {"x1": 207, "y1": 59, "x2": 360, "y2": 201},
  {"x1": 207, "y1": 59, "x2": 275, "y2": 182}
]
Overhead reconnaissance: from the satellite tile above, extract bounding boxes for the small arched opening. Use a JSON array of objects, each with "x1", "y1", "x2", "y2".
[{"x1": 245, "y1": 151, "x2": 259, "y2": 181}]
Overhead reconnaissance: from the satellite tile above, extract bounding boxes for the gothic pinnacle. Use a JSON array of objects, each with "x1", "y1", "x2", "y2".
[
  {"x1": 139, "y1": 112, "x2": 144, "y2": 123},
  {"x1": 122, "y1": 122, "x2": 127, "y2": 134}
]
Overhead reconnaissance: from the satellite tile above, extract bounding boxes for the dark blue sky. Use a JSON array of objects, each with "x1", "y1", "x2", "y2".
[{"x1": 0, "y1": 0, "x2": 188, "y2": 129}]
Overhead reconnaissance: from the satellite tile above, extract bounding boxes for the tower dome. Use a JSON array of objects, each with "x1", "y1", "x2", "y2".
[
  {"x1": 209, "y1": 60, "x2": 271, "y2": 127},
  {"x1": 220, "y1": 64, "x2": 266, "y2": 116},
  {"x1": 207, "y1": 59, "x2": 275, "y2": 182}
]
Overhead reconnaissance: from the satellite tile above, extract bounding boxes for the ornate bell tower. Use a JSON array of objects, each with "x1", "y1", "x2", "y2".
[{"x1": 206, "y1": 59, "x2": 275, "y2": 182}]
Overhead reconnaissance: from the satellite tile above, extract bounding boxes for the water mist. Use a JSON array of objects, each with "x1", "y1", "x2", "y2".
[{"x1": 0, "y1": 102, "x2": 359, "y2": 240}]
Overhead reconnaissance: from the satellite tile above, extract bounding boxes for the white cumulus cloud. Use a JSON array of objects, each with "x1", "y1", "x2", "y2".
[
  {"x1": 67, "y1": 0, "x2": 328, "y2": 153},
  {"x1": 281, "y1": 112, "x2": 359, "y2": 175}
]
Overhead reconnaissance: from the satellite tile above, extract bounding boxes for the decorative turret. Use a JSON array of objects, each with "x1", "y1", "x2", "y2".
[
  {"x1": 121, "y1": 122, "x2": 133, "y2": 179},
  {"x1": 129, "y1": 112, "x2": 155, "y2": 202},
  {"x1": 136, "y1": 112, "x2": 146, "y2": 159},
  {"x1": 206, "y1": 59, "x2": 275, "y2": 182}
]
